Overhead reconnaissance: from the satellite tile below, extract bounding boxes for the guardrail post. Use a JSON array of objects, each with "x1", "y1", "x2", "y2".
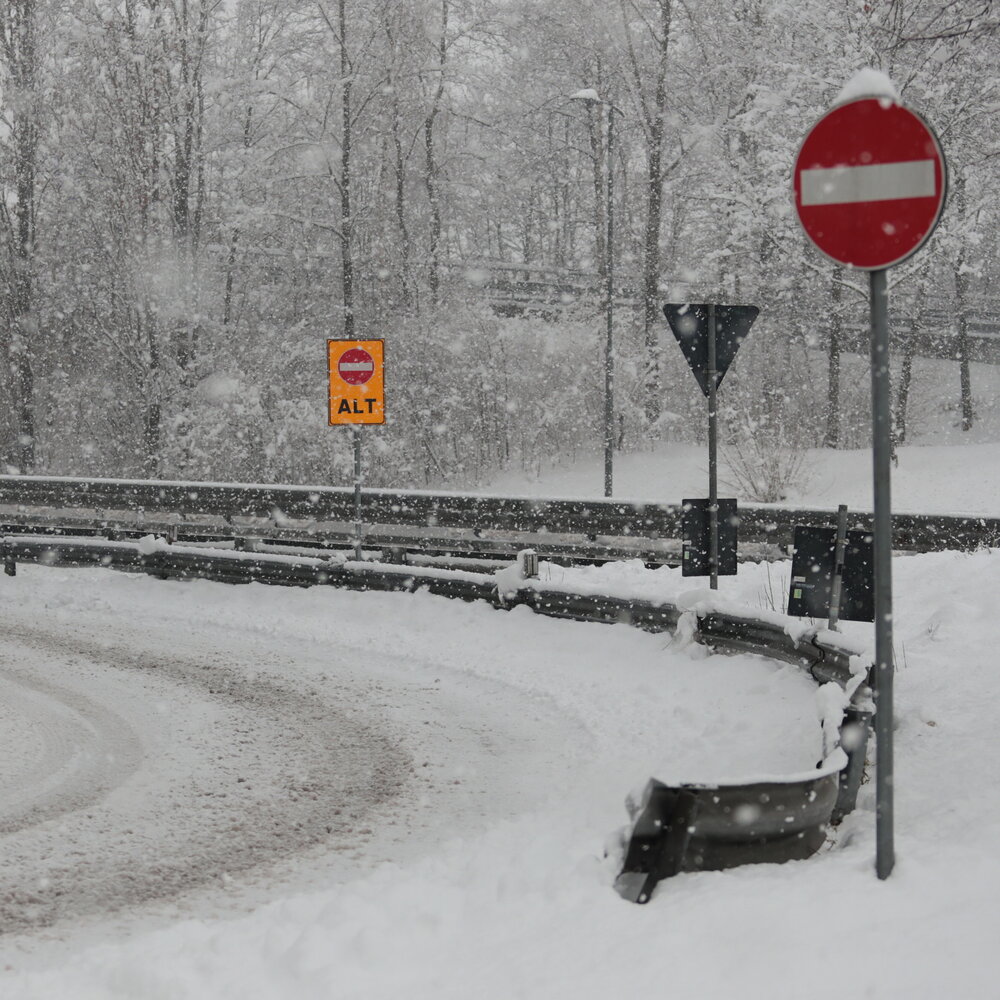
[
  {"x1": 517, "y1": 549, "x2": 539, "y2": 579},
  {"x1": 828, "y1": 504, "x2": 849, "y2": 631},
  {"x1": 833, "y1": 707, "x2": 872, "y2": 823},
  {"x1": 2, "y1": 540, "x2": 15, "y2": 577}
]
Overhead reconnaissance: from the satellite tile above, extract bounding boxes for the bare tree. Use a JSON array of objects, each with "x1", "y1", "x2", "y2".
[
  {"x1": 0, "y1": 0, "x2": 40, "y2": 472},
  {"x1": 620, "y1": 0, "x2": 679, "y2": 427},
  {"x1": 421, "y1": 1, "x2": 448, "y2": 304}
]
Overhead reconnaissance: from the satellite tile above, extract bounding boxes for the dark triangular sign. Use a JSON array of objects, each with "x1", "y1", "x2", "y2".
[{"x1": 662, "y1": 303, "x2": 759, "y2": 397}]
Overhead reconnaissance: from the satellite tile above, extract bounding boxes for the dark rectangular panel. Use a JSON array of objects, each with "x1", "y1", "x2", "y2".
[
  {"x1": 681, "y1": 498, "x2": 738, "y2": 577},
  {"x1": 788, "y1": 525, "x2": 873, "y2": 622}
]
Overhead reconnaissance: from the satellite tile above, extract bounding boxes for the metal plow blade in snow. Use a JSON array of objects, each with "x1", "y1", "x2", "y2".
[{"x1": 613, "y1": 767, "x2": 843, "y2": 905}]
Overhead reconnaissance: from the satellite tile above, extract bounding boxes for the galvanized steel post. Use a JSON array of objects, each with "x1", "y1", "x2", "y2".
[
  {"x1": 869, "y1": 268, "x2": 895, "y2": 879},
  {"x1": 353, "y1": 426, "x2": 363, "y2": 561},
  {"x1": 828, "y1": 504, "x2": 849, "y2": 631}
]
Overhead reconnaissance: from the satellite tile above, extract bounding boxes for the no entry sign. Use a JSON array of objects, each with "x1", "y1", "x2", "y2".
[
  {"x1": 792, "y1": 81, "x2": 948, "y2": 882},
  {"x1": 793, "y1": 97, "x2": 946, "y2": 270},
  {"x1": 337, "y1": 347, "x2": 375, "y2": 385},
  {"x1": 328, "y1": 339, "x2": 384, "y2": 425}
]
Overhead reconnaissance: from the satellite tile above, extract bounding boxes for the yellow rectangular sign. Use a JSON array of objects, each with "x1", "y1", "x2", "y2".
[{"x1": 327, "y1": 339, "x2": 385, "y2": 425}]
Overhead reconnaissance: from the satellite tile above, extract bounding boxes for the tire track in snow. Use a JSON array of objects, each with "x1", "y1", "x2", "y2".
[
  {"x1": 0, "y1": 618, "x2": 411, "y2": 934},
  {"x1": 0, "y1": 666, "x2": 143, "y2": 834}
]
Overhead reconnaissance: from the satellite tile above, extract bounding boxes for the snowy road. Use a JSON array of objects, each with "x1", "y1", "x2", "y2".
[
  {"x1": 0, "y1": 612, "x2": 411, "y2": 934},
  {"x1": 0, "y1": 569, "x2": 605, "y2": 946}
]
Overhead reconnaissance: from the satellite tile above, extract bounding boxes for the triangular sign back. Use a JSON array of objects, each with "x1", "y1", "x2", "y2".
[{"x1": 662, "y1": 303, "x2": 759, "y2": 397}]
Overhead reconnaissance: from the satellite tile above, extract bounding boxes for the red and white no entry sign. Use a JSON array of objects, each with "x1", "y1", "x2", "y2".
[
  {"x1": 338, "y1": 347, "x2": 375, "y2": 385},
  {"x1": 793, "y1": 97, "x2": 947, "y2": 270}
]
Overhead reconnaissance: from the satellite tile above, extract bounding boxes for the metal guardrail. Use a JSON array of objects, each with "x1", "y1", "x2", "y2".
[
  {"x1": 0, "y1": 533, "x2": 868, "y2": 691},
  {"x1": 0, "y1": 475, "x2": 998, "y2": 565},
  {"x1": 613, "y1": 767, "x2": 843, "y2": 904},
  {"x1": 1, "y1": 528, "x2": 874, "y2": 903}
]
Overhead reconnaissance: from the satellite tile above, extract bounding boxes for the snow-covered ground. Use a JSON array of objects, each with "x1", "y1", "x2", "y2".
[
  {"x1": 0, "y1": 536, "x2": 1000, "y2": 1000},
  {"x1": 488, "y1": 353, "x2": 1000, "y2": 515},
  {"x1": 488, "y1": 437, "x2": 1000, "y2": 516}
]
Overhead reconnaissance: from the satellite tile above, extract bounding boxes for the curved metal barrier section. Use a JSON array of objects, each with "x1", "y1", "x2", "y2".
[
  {"x1": 0, "y1": 532, "x2": 875, "y2": 904},
  {"x1": 613, "y1": 762, "x2": 844, "y2": 904}
]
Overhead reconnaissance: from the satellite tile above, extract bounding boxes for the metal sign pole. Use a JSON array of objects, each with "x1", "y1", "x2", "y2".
[
  {"x1": 828, "y1": 504, "x2": 849, "y2": 631},
  {"x1": 794, "y1": 87, "x2": 946, "y2": 884},
  {"x1": 707, "y1": 303, "x2": 719, "y2": 590},
  {"x1": 869, "y1": 268, "x2": 895, "y2": 880},
  {"x1": 353, "y1": 426, "x2": 363, "y2": 561}
]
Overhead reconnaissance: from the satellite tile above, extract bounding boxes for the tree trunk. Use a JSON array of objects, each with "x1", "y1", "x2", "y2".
[
  {"x1": 141, "y1": 305, "x2": 161, "y2": 477},
  {"x1": 640, "y1": 0, "x2": 672, "y2": 428},
  {"x1": 13, "y1": 132, "x2": 36, "y2": 474},
  {"x1": 377, "y1": 10, "x2": 414, "y2": 309},
  {"x1": 894, "y1": 266, "x2": 928, "y2": 444},
  {"x1": 424, "y1": 111, "x2": 441, "y2": 304},
  {"x1": 953, "y1": 174, "x2": 973, "y2": 431},
  {"x1": 5, "y1": 0, "x2": 38, "y2": 473},
  {"x1": 222, "y1": 226, "x2": 240, "y2": 328},
  {"x1": 143, "y1": 397, "x2": 161, "y2": 478},
  {"x1": 423, "y1": 1, "x2": 448, "y2": 306},
  {"x1": 172, "y1": 0, "x2": 196, "y2": 371},
  {"x1": 894, "y1": 338, "x2": 914, "y2": 444},
  {"x1": 223, "y1": 102, "x2": 256, "y2": 329},
  {"x1": 391, "y1": 90, "x2": 413, "y2": 307},
  {"x1": 338, "y1": 0, "x2": 355, "y2": 338},
  {"x1": 956, "y1": 275, "x2": 973, "y2": 431}
]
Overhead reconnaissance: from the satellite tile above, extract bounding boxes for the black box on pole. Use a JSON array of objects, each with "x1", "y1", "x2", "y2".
[
  {"x1": 787, "y1": 525, "x2": 875, "y2": 622},
  {"x1": 681, "y1": 499, "x2": 738, "y2": 577}
]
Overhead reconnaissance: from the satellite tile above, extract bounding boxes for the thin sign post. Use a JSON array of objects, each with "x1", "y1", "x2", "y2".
[
  {"x1": 794, "y1": 89, "x2": 947, "y2": 881},
  {"x1": 869, "y1": 268, "x2": 895, "y2": 879},
  {"x1": 352, "y1": 425, "x2": 363, "y2": 560},
  {"x1": 328, "y1": 339, "x2": 385, "y2": 563},
  {"x1": 663, "y1": 303, "x2": 757, "y2": 589},
  {"x1": 828, "y1": 504, "x2": 850, "y2": 632}
]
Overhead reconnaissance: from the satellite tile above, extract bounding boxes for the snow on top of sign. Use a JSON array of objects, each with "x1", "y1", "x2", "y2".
[{"x1": 837, "y1": 68, "x2": 900, "y2": 104}]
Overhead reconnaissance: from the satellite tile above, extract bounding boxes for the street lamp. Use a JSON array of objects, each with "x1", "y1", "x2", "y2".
[{"x1": 569, "y1": 88, "x2": 620, "y2": 498}]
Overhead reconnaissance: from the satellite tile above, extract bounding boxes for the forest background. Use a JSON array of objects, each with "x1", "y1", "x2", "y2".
[{"x1": 0, "y1": 0, "x2": 997, "y2": 491}]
